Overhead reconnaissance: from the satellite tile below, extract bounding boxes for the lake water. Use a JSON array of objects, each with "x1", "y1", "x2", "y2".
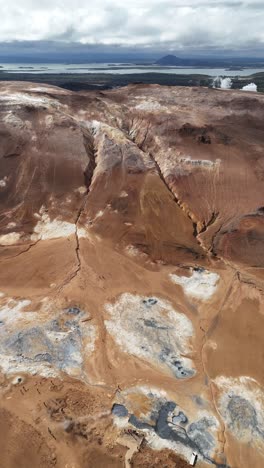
[{"x1": 0, "y1": 63, "x2": 263, "y2": 77}]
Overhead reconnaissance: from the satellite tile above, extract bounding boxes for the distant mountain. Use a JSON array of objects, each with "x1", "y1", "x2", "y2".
[
  {"x1": 156, "y1": 54, "x2": 264, "y2": 68},
  {"x1": 156, "y1": 55, "x2": 186, "y2": 65}
]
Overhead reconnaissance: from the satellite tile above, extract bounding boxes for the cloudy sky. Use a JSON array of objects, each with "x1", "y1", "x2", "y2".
[{"x1": 0, "y1": 0, "x2": 264, "y2": 60}]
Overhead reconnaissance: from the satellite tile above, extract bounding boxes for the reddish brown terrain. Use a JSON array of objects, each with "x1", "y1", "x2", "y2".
[{"x1": 0, "y1": 81, "x2": 263, "y2": 468}]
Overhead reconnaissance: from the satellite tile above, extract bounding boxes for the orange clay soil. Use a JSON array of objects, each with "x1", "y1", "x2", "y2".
[{"x1": 0, "y1": 82, "x2": 263, "y2": 468}]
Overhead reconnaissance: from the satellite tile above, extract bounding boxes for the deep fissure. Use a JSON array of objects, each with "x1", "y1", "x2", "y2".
[{"x1": 58, "y1": 129, "x2": 97, "y2": 292}]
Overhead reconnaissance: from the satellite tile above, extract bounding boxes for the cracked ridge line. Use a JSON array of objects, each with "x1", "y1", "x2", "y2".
[
  {"x1": 127, "y1": 118, "x2": 222, "y2": 253},
  {"x1": 0, "y1": 239, "x2": 41, "y2": 261},
  {"x1": 57, "y1": 128, "x2": 97, "y2": 293}
]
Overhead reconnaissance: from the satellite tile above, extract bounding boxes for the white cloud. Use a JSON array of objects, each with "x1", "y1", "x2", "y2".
[{"x1": 0, "y1": 1, "x2": 264, "y2": 50}]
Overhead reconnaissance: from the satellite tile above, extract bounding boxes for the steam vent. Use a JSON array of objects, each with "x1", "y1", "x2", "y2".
[{"x1": 0, "y1": 82, "x2": 263, "y2": 468}]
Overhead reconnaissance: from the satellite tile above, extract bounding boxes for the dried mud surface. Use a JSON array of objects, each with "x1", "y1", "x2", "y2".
[{"x1": 0, "y1": 82, "x2": 263, "y2": 468}]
